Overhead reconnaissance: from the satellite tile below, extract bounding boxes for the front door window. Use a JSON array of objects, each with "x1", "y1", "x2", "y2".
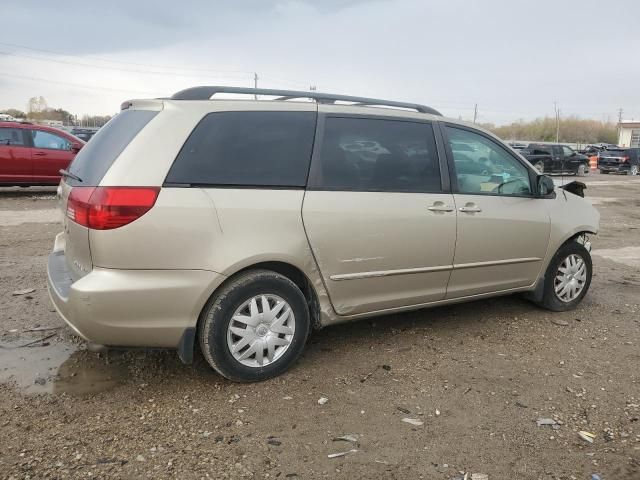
[{"x1": 446, "y1": 126, "x2": 532, "y2": 196}]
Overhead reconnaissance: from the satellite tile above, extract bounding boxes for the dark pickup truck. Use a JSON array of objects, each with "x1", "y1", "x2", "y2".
[
  {"x1": 520, "y1": 143, "x2": 590, "y2": 176},
  {"x1": 599, "y1": 147, "x2": 639, "y2": 175}
]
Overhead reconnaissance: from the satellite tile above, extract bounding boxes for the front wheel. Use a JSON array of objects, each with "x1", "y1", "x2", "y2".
[
  {"x1": 577, "y1": 164, "x2": 588, "y2": 176},
  {"x1": 198, "y1": 270, "x2": 310, "y2": 382},
  {"x1": 539, "y1": 241, "x2": 592, "y2": 312},
  {"x1": 629, "y1": 165, "x2": 639, "y2": 176}
]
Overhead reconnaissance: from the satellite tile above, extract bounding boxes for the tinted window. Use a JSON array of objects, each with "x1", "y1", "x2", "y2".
[
  {"x1": 313, "y1": 117, "x2": 441, "y2": 192},
  {"x1": 446, "y1": 126, "x2": 532, "y2": 196},
  {"x1": 0, "y1": 127, "x2": 25, "y2": 146},
  {"x1": 32, "y1": 130, "x2": 71, "y2": 150},
  {"x1": 562, "y1": 146, "x2": 575, "y2": 157},
  {"x1": 166, "y1": 111, "x2": 316, "y2": 187},
  {"x1": 529, "y1": 147, "x2": 550, "y2": 155},
  {"x1": 67, "y1": 110, "x2": 158, "y2": 186}
]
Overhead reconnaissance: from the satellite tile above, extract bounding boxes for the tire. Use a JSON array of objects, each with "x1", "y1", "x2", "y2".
[
  {"x1": 629, "y1": 165, "x2": 639, "y2": 176},
  {"x1": 539, "y1": 241, "x2": 592, "y2": 312},
  {"x1": 535, "y1": 161, "x2": 544, "y2": 174},
  {"x1": 198, "y1": 270, "x2": 310, "y2": 382},
  {"x1": 600, "y1": 170, "x2": 609, "y2": 175},
  {"x1": 577, "y1": 164, "x2": 588, "y2": 176}
]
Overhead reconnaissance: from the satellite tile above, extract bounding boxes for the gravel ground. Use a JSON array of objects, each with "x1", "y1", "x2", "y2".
[{"x1": 0, "y1": 175, "x2": 639, "y2": 480}]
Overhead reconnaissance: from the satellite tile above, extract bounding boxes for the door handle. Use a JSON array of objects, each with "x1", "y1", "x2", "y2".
[
  {"x1": 459, "y1": 204, "x2": 482, "y2": 213},
  {"x1": 33, "y1": 152, "x2": 46, "y2": 156},
  {"x1": 428, "y1": 203, "x2": 454, "y2": 212}
]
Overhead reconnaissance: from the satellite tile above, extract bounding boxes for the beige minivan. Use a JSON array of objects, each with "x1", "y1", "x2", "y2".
[{"x1": 48, "y1": 86, "x2": 599, "y2": 381}]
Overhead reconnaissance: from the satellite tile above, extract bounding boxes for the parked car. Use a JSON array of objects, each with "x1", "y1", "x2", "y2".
[
  {"x1": 70, "y1": 128, "x2": 99, "y2": 142},
  {"x1": 0, "y1": 121, "x2": 84, "y2": 186},
  {"x1": 520, "y1": 143, "x2": 590, "y2": 176},
  {"x1": 599, "y1": 147, "x2": 640, "y2": 175},
  {"x1": 48, "y1": 86, "x2": 599, "y2": 382}
]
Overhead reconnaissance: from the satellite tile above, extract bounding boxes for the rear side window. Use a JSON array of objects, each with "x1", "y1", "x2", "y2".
[
  {"x1": 66, "y1": 110, "x2": 158, "y2": 186},
  {"x1": 165, "y1": 111, "x2": 317, "y2": 187},
  {"x1": 311, "y1": 117, "x2": 441, "y2": 193},
  {"x1": 0, "y1": 127, "x2": 26, "y2": 146}
]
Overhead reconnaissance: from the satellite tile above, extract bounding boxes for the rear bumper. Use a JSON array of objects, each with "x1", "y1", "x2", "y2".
[
  {"x1": 599, "y1": 164, "x2": 629, "y2": 172},
  {"x1": 47, "y1": 249, "x2": 226, "y2": 349}
]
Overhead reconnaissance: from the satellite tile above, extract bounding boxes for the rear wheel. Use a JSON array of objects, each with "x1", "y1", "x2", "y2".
[
  {"x1": 198, "y1": 270, "x2": 310, "y2": 382},
  {"x1": 539, "y1": 241, "x2": 592, "y2": 312},
  {"x1": 577, "y1": 163, "x2": 588, "y2": 176},
  {"x1": 600, "y1": 170, "x2": 609, "y2": 174}
]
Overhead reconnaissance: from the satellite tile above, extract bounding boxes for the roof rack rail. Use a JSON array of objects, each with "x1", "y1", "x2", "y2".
[{"x1": 170, "y1": 86, "x2": 441, "y2": 116}]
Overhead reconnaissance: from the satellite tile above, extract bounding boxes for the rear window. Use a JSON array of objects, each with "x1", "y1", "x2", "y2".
[
  {"x1": 602, "y1": 148, "x2": 626, "y2": 156},
  {"x1": 165, "y1": 111, "x2": 317, "y2": 187},
  {"x1": 66, "y1": 110, "x2": 158, "y2": 186}
]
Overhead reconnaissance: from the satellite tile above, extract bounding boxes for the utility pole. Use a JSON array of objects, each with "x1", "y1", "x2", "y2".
[
  {"x1": 473, "y1": 103, "x2": 478, "y2": 124},
  {"x1": 554, "y1": 102, "x2": 560, "y2": 142},
  {"x1": 618, "y1": 108, "x2": 623, "y2": 143},
  {"x1": 253, "y1": 73, "x2": 258, "y2": 100}
]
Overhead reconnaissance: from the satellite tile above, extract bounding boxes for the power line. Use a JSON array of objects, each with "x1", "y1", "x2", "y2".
[
  {"x1": 0, "y1": 72, "x2": 158, "y2": 96},
  {"x1": 0, "y1": 41, "x2": 253, "y2": 75},
  {"x1": 0, "y1": 51, "x2": 250, "y2": 80},
  {"x1": 0, "y1": 40, "x2": 314, "y2": 89}
]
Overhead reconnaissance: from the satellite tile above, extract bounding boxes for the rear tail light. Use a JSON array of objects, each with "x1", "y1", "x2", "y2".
[
  {"x1": 622, "y1": 156, "x2": 630, "y2": 163},
  {"x1": 67, "y1": 187, "x2": 160, "y2": 230}
]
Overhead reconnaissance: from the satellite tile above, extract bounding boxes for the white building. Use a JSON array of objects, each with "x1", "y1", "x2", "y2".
[{"x1": 618, "y1": 120, "x2": 640, "y2": 148}]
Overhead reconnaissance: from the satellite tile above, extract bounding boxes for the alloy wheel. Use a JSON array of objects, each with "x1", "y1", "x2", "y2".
[
  {"x1": 226, "y1": 294, "x2": 295, "y2": 367},
  {"x1": 554, "y1": 254, "x2": 587, "y2": 302}
]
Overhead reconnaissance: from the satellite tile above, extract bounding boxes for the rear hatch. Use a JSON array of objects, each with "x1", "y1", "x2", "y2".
[
  {"x1": 59, "y1": 108, "x2": 160, "y2": 280},
  {"x1": 599, "y1": 148, "x2": 627, "y2": 166}
]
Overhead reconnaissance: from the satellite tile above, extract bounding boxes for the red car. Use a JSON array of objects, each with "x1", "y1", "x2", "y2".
[{"x1": 0, "y1": 121, "x2": 85, "y2": 186}]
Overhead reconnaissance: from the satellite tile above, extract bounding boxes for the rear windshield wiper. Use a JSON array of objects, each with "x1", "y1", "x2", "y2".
[{"x1": 59, "y1": 169, "x2": 83, "y2": 183}]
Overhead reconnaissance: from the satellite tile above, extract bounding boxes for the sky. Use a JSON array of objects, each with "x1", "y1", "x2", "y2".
[{"x1": 1, "y1": 0, "x2": 639, "y2": 125}]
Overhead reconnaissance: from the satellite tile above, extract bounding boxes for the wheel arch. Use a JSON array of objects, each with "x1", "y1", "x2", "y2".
[
  {"x1": 200, "y1": 259, "x2": 321, "y2": 330},
  {"x1": 527, "y1": 229, "x2": 595, "y2": 303}
]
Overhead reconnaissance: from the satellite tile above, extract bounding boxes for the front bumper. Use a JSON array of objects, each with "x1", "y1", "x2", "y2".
[{"x1": 47, "y1": 250, "x2": 225, "y2": 349}]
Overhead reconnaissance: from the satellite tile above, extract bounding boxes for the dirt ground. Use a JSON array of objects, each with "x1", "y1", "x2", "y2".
[{"x1": 0, "y1": 173, "x2": 639, "y2": 480}]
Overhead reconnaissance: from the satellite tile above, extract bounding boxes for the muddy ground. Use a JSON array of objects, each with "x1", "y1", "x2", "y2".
[{"x1": 0, "y1": 174, "x2": 639, "y2": 480}]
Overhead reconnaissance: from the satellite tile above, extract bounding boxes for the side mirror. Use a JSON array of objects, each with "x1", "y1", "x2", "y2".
[
  {"x1": 537, "y1": 175, "x2": 555, "y2": 198},
  {"x1": 70, "y1": 142, "x2": 82, "y2": 153}
]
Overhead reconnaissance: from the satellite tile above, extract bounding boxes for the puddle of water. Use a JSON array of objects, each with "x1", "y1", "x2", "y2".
[
  {"x1": 0, "y1": 209, "x2": 60, "y2": 226},
  {"x1": 0, "y1": 337, "x2": 128, "y2": 395},
  {"x1": 593, "y1": 246, "x2": 640, "y2": 269}
]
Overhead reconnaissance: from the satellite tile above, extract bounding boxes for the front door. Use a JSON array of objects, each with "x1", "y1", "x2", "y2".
[
  {"x1": 303, "y1": 113, "x2": 456, "y2": 316},
  {"x1": 0, "y1": 127, "x2": 32, "y2": 183},
  {"x1": 443, "y1": 125, "x2": 550, "y2": 298},
  {"x1": 29, "y1": 129, "x2": 74, "y2": 184}
]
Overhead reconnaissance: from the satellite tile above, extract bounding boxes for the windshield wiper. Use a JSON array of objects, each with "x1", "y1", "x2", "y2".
[{"x1": 59, "y1": 169, "x2": 82, "y2": 183}]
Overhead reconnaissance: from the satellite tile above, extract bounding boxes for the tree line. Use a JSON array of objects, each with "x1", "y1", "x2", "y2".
[
  {"x1": 479, "y1": 116, "x2": 618, "y2": 145},
  {"x1": 1, "y1": 96, "x2": 112, "y2": 127}
]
